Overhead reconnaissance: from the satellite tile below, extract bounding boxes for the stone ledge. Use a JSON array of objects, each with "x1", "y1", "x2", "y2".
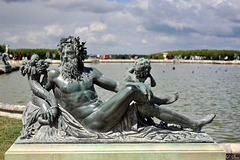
[
  {"x1": 0, "y1": 102, "x2": 25, "y2": 113},
  {"x1": 5, "y1": 143, "x2": 226, "y2": 160},
  {"x1": 0, "y1": 65, "x2": 12, "y2": 73},
  {"x1": 0, "y1": 103, "x2": 25, "y2": 119},
  {"x1": 0, "y1": 111, "x2": 22, "y2": 120},
  {"x1": 219, "y1": 143, "x2": 240, "y2": 156}
]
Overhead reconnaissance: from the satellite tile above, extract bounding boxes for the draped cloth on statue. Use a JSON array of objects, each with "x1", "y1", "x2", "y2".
[{"x1": 16, "y1": 101, "x2": 214, "y2": 143}]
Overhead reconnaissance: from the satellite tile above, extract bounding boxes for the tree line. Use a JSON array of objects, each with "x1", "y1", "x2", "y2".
[
  {"x1": 149, "y1": 49, "x2": 240, "y2": 60},
  {"x1": 0, "y1": 44, "x2": 59, "y2": 59},
  {"x1": 9, "y1": 48, "x2": 59, "y2": 59},
  {"x1": 1, "y1": 44, "x2": 239, "y2": 60},
  {"x1": 0, "y1": 44, "x2": 6, "y2": 53}
]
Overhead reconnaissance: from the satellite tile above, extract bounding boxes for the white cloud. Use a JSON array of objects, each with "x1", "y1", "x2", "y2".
[
  {"x1": 44, "y1": 0, "x2": 124, "y2": 13},
  {"x1": 5, "y1": 35, "x2": 20, "y2": 44},
  {"x1": 141, "y1": 39, "x2": 148, "y2": 44},
  {"x1": 44, "y1": 24, "x2": 63, "y2": 36},
  {"x1": 101, "y1": 34, "x2": 116, "y2": 42},
  {"x1": 1, "y1": 0, "x2": 240, "y2": 53},
  {"x1": 155, "y1": 35, "x2": 176, "y2": 43},
  {"x1": 161, "y1": 19, "x2": 190, "y2": 31},
  {"x1": 26, "y1": 31, "x2": 45, "y2": 44},
  {"x1": 115, "y1": 11, "x2": 140, "y2": 23},
  {"x1": 90, "y1": 22, "x2": 107, "y2": 32},
  {"x1": 24, "y1": 24, "x2": 63, "y2": 45},
  {"x1": 136, "y1": 25, "x2": 147, "y2": 32},
  {"x1": 75, "y1": 27, "x2": 89, "y2": 35},
  {"x1": 119, "y1": 40, "x2": 131, "y2": 46},
  {"x1": 75, "y1": 27, "x2": 97, "y2": 42},
  {"x1": 132, "y1": 0, "x2": 149, "y2": 10}
]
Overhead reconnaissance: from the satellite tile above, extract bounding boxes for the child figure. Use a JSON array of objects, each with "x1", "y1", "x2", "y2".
[
  {"x1": 123, "y1": 58, "x2": 214, "y2": 132},
  {"x1": 19, "y1": 55, "x2": 58, "y2": 138},
  {"x1": 124, "y1": 58, "x2": 178, "y2": 106}
]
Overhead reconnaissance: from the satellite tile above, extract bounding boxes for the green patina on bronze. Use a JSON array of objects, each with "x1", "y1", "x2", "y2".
[{"x1": 16, "y1": 36, "x2": 216, "y2": 143}]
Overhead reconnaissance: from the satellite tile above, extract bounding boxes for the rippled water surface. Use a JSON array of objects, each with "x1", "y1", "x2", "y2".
[{"x1": 0, "y1": 63, "x2": 239, "y2": 143}]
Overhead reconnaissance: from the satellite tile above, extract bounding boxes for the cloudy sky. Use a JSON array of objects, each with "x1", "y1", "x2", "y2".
[{"x1": 0, "y1": 0, "x2": 240, "y2": 55}]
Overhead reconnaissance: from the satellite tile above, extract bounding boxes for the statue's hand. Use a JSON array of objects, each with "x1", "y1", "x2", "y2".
[{"x1": 40, "y1": 103, "x2": 54, "y2": 123}]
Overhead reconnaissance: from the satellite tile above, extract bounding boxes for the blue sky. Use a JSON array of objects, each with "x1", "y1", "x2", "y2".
[{"x1": 0, "y1": 0, "x2": 240, "y2": 55}]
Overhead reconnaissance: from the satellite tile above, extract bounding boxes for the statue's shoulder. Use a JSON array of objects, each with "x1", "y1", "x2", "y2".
[{"x1": 48, "y1": 68, "x2": 60, "y2": 80}]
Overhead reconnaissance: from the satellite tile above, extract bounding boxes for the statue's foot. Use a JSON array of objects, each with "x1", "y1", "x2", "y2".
[{"x1": 192, "y1": 114, "x2": 216, "y2": 132}]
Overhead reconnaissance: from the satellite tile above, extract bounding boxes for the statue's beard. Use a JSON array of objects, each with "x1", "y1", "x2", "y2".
[{"x1": 61, "y1": 58, "x2": 82, "y2": 82}]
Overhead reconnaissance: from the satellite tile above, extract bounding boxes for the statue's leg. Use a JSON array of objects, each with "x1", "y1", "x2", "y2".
[
  {"x1": 82, "y1": 85, "x2": 147, "y2": 132},
  {"x1": 138, "y1": 103, "x2": 215, "y2": 132}
]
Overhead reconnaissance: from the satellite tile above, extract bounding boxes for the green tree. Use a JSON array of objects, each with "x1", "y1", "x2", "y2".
[
  {"x1": 9, "y1": 48, "x2": 59, "y2": 59},
  {"x1": 0, "y1": 44, "x2": 6, "y2": 53}
]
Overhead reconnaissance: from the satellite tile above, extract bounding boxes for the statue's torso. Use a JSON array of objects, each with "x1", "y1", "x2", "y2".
[{"x1": 52, "y1": 69, "x2": 101, "y2": 120}]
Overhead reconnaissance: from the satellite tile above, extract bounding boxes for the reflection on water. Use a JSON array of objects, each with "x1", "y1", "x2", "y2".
[{"x1": 0, "y1": 63, "x2": 239, "y2": 143}]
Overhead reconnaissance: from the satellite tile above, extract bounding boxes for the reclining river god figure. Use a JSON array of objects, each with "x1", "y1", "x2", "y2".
[{"x1": 17, "y1": 36, "x2": 216, "y2": 143}]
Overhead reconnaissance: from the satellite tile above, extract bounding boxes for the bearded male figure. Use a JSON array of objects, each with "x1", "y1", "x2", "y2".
[
  {"x1": 44, "y1": 36, "x2": 215, "y2": 134},
  {"x1": 44, "y1": 36, "x2": 152, "y2": 133}
]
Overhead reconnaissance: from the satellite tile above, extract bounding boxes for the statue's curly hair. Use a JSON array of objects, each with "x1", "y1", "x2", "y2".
[
  {"x1": 57, "y1": 36, "x2": 87, "y2": 61},
  {"x1": 134, "y1": 58, "x2": 151, "y2": 71},
  {"x1": 133, "y1": 58, "x2": 151, "y2": 78}
]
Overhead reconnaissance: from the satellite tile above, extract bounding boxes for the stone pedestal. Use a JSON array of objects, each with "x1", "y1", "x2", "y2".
[
  {"x1": 5, "y1": 143, "x2": 226, "y2": 160},
  {"x1": 0, "y1": 65, "x2": 12, "y2": 73}
]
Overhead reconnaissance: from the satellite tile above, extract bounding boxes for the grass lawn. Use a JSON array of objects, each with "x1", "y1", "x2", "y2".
[{"x1": 0, "y1": 116, "x2": 22, "y2": 160}]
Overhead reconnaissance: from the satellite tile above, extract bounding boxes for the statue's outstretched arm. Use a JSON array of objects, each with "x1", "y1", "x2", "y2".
[
  {"x1": 151, "y1": 92, "x2": 179, "y2": 105},
  {"x1": 94, "y1": 74, "x2": 119, "y2": 92},
  {"x1": 92, "y1": 67, "x2": 118, "y2": 92}
]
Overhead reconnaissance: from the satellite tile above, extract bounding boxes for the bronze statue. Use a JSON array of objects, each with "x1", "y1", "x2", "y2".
[
  {"x1": 45, "y1": 36, "x2": 153, "y2": 133},
  {"x1": 19, "y1": 55, "x2": 58, "y2": 138},
  {"x1": 17, "y1": 36, "x2": 216, "y2": 143},
  {"x1": 123, "y1": 58, "x2": 215, "y2": 132}
]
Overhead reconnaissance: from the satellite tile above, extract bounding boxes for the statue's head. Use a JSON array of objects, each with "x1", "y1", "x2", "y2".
[
  {"x1": 134, "y1": 58, "x2": 151, "y2": 78},
  {"x1": 57, "y1": 36, "x2": 87, "y2": 64},
  {"x1": 57, "y1": 36, "x2": 87, "y2": 81},
  {"x1": 30, "y1": 54, "x2": 40, "y2": 66}
]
